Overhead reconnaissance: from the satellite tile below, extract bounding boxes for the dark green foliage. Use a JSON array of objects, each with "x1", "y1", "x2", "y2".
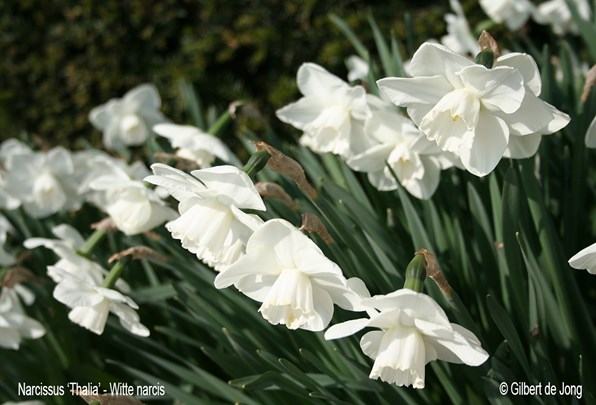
[{"x1": 0, "y1": 0, "x2": 449, "y2": 147}]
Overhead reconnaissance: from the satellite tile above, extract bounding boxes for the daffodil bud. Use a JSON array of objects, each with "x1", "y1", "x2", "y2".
[
  {"x1": 403, "y1": 253, "x2": 427, "y2": 293},
  {"x1": 475, "y1": 49, "x2": 495, "y2": 69}
]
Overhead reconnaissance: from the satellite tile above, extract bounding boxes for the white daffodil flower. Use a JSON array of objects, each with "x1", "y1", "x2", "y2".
[
  {"x1": 345, "y1": 55, "x2": 370, "y2": 82},
  {"x1": 377, "y1": 43, "x2": 568, "y2": 177},
  {"x1": 24, "y1": 224, "x2": 130, "y2": 292},
  {"x1": 89, "y1": 83, "x2": 166, "y2": 151},
  {"x1": 52, "y1": 268, "x2": 149, "y2": 336},
  {"x1": 325, "y1": 288, "x2": 488, "y2": 388},
  {"x1": 154, "y1": 123, "x2": 240, "y2": 168},
  {"x1": 0, "y1": 287, "x2": 46, "y2": 350},
  {"x1": 3, "y1": 147, "x2": 82, "y2": 218},
  {"x1": 533, "y1": 0, "x2": 592, "y2": 35},
  {"x1": 145, "y1": 163, "x2": 265, "y2": 270},
  {"x1": 215, "y1": 219, "x2": 367, "y2": 331},
  {"x1": 276, "y1": 63, "x2": 372, "y2": 158},
  {"x1": 89, "y1": 175, "x2": 176, "y2": 236},
  {"x1": 479, "y1": 0, "x2": 535, "y2": 31},
  {"x1": 75, "y1": 150, "x2": 151, "y2": 209},
  {"x1": 585, "y1": 116, "x2": 596, "y2": 148},
  {"x1": 347, "y1": 96, "x2": 452, "y2": 200},
  {"x1": 441, "y1": 0, "x2": 480, "y2": 56},
  {"x1": 568, "y1": 242, "x2": 596, "y2": 275}
]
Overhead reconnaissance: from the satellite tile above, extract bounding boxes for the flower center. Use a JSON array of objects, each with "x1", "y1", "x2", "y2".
[
  {"x1": 259, "y1": 268, "x2": 315, "y2": 329},
  {"x1": 369, "y1": 325, "x2": 426, "y2": 388},
  {"x1": 120, "y1": 114, "x2": 148, "y2": 145},
  {"x1": 33, "y1": 171, "x2": 66, "y2": 211}
]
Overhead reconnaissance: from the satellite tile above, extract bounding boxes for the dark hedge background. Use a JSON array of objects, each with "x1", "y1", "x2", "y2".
[{"x1": 0, "y1": 0, "x2": 478, "y2": 148}]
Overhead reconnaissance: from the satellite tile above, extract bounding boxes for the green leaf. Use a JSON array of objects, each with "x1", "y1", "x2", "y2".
[{"x1": 486, "y1": 294, "x2": 532, "y2": 379}]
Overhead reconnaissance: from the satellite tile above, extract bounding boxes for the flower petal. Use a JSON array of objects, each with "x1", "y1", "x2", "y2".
[
  {"x1": 53, "y1": 279, "x2": 104, "y2": 307},
  {"x1": 377, "y1": 76, "x2": 453, "y2": 107},
  {"x1": 276, "y1": 97, "x2": 327, "y2": 131},
  {"x1": 68, "y1": 303, "x2": 110, "y2": 335},
  {"x1": 498, "y1": 93, "x2": 556, "y2": 135},
  {"x1": 503, "y1": 133, "x2": 542, "y2": 159},
  {"x1": 191, "y1": 165, "x2": 265, "y2": 210},
  {"x1": 297, "y1": 63, "x2": 349, "y2": 97},
  {"x1": 568, "y1": 242, "x2": 596, "y2": 274},
  {"x1": 360, "y1": 330, "x2": 385, "y2": 359},
  {"x1": 123, "y1": 83, "x2": 161, "y2": 111},
  {"x1": 459, "y1": 111, "x2": 509, "y2": 177},
  {"x1": 324, "y1": 318, "x2": 370, "y2": 340},
  {"x1": 494, "y1": 53, "x2": 542, "y2": 96},
  {"x1": 214, "y1": 244, "x2": 281, "y2": 289},
  {"x1": 459, "y1": 65, "x2": 525, "y2": 114},
  {"x1": 421, "y1": 323, "x2": 489, "y2": 366},
  {"x1": 408, "y1": 42, "x2": 472, "y2": 86}
]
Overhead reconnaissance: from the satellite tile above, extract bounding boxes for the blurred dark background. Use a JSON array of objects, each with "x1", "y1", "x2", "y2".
[{"x1": 0, "y1": 0, "x2": 470, "y2": 148}]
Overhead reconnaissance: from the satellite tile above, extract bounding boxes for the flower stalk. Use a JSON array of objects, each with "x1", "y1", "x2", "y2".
[
  {"x1": 77, "y1": 229, "x2": 106, "y2": 258},
  {"x1": 102, "y1": 256, "x2": 131, "y2": 289}
]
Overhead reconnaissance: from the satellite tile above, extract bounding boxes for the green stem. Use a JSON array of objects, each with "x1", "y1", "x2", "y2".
[
  {"x1": 207, "y1": 111, "x2": 231, "y2": 136},
  {"x1": 102, "y1": 256, "x2": 131, "y2": 289},
  {"x1": 77, "y1": 229, "x2": 106, "y2": 258},
  {"x1": 242, "y1": 150, "x2": 270, "y2": 177},
  {"x1": 403, "y1": 253, "x2": 426, "y2": 293}
]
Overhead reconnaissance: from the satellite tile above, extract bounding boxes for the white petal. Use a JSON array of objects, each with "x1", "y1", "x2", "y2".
[
  {"x1": 503, "y1": 133, "x2": 542, "y2": 159},
  {"x1": 420, "y1": 322, "x2": 489, "y2": 366},
  {"x1": 368, "y1": 326, "x2": 426, "y2": 388},
  {"x1": 459, "y1": 65, "x2": 525, "y2": 114},
  {"x1": 68, "y1": 303, "x2": 110, "y2": 335},
  {"x1": 495, "y1": 53, "x2": 542, "y2": 96},
  {"x1": 360, "y1": 330, "x2": 385, "y2": 359},
  {"x1": 88, "y1": 100, "x2": 118, "y2": 130},
  {"x1": 377, "y1": 76, "x2": 453, "y2": 107},
  {"x1": 110, "y1": 302, "x2": 150, "y2": 336},
  {"x1": 0, "y1": 327, "x2": 21, "y2": 349},
  {"x1": 420, "y1": 92, "x2": 474, "y2": 154},
  {"x1": 15, "y1": 316, "x2": 46, "y2": 339},
  {"x1": 403, "y1": 155, "x2": 441, "y2": 200},
  {"x1": 53, "y1": 279, "x2": 104, "y2": 307},
  {"x1": 541, "y1": 104, "x2": 570, "y2": 134},
  {"x1": 145, "y1": 163, "x2": 211, "y2": 201},
  {"x1": 324, "y1": 318, "x2": 370, "y2": 340},
  {"x1": 297, "y1": 63, "x2": 349, "y2": 98},
  {"x1": 499, "y1": 92, "x2": 556, "y2": 135},
  {"x1": 123, "y1": 83, "x2": 161, "y2": 111},
  {"x1": 569, "y1": 242, "x2": 596, "y2": 274},
  {"x1": 276, "y1": 97, "x2": 326, "y2": 131},
  {"x1": 347, "y1": 144, "x2": 394, "y2": 173},
  {"x1": 214, "y1": 244, "x2": 281, "y2": 289},
  {"x1": 459, "y1": 111, "x2": 509, "y2": 177},
  {"x1": 297, "y1": 285, "x2": 334, "y2": 331},
  {"x1": 364, "y1": 289, "x2": 451, "y2": 327},
  {"x1": 191, "y1": 165, "x2": 265, "y2": 210},
  {"x1": 51, "y1": 224, "x2": 85, "y2": 249},
  {"x1": 408, "y1": 42, "x2": 472, "y2": 87}
]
